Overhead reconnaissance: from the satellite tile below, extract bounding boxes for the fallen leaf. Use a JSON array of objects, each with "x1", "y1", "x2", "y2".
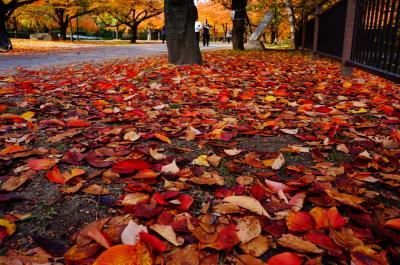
[
  {"x1": 267, "y1": 252, "x2": 303, "y2": 265},
  {"x1": 150, "y1": 224, "x2": 184, "y2": 246},
  {"x1": 121, "y1": 220, "x2": 148, "y2": 245},
  {"x1": 161, "y1": 160, "x2": 180, "y2": 174},
  {"x1": 223, "y1": 196, "x2": 271, "y2": 218},
  {"x1": 277, "y1": 234, "x2": 324, "y2": 253},
  {"x1": 236, "y1": 216, "x2": 261, "y2": 243},
  {"x1": 93, "y1": 242, "x2": 153, "y2": 265}
]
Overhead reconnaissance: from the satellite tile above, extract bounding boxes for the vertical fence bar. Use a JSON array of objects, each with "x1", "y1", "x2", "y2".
[
  {"x1": 313, "y1": 4, "x2": 321, "y2": 58},
  {"x1": 372, "y1": 0, "x2": 387, "y2": 68},
  {"x1": 351, "y1": 0, "x2": 361, "y2": 62},
  {"x1": 342, "y1": 0, "x2": 357, "y2": 76},
  {"x1": 387, "y1": 0, "x2": 399, "y2": 73},
  {"x1": 364, "y1": 0, "x2": 374, "y2": 65},
  {"x1": 382, "y1": 0, "x2": 396, "y2": 70},
  {"x1": 301, "y1": 20, "x2": 306, "y2": 50}
]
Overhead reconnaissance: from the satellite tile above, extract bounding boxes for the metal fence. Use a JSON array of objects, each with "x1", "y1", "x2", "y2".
[
  {"x1": 296, "y1": 0, "x2": 400, "y2": 82},
  {"x1": 351, "y1": 0, "x2": 400, "y2": 77}
]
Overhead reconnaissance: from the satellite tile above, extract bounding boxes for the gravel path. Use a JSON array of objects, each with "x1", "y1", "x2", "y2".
[{"x1": 0, "y1": 43, "x2": 230, "y2": 74}]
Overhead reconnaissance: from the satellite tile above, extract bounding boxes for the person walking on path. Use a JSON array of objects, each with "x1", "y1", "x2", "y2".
[
  {"x1": 161, "y1": 26, "x2": 166, "y2": 43},
  {"x1": 195, "y1": 19, "x2": 202, "y2": 43},
  {"x1": 202, "y1": 20, "x2": 211, "y2": 46}
]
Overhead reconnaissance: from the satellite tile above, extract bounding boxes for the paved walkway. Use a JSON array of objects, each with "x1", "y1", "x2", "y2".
[{"x1": 0, "y1": 43, "x2": 230, "y2": 74}]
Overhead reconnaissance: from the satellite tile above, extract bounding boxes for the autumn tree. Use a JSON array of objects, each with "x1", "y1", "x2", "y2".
[
  {"x1": 94, "y1": 0, "x2": 163, "y2": 43},
  {"x1": 164, "y1": 0, "x2": 201, "y2": 65},
  {"x1": 0, "y1": 0, "x2": 37, "y2": 50},
  {"x1": 216, "y1": 0, "x2": 248, "y2": 50},
  {"x1": 38, "y1": 0, "x2": 93, "y2": 40}
]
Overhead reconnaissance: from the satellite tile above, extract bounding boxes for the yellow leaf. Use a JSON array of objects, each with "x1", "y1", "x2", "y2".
[
  {"x1": 264, "y1": 95, "x2": 276, "y2": 102},
  {"x1": 343, "y1": 81, "x2": 353, "y2": 89},
  {"x1": 0, "y1": 219, "x2": 16, "y2": 236},
  {"x1": 155, "y1": 133, "x2": 172, "y2": 144},
  {"x1": 192, "y1": 155, "x2": 210, "y2": 167},
  {"x1": 351, "y1": 108, "x2": 368, "y2": 114},
  {"x1": 20, "y1": 111, "x2": 35, "y2": 120}
]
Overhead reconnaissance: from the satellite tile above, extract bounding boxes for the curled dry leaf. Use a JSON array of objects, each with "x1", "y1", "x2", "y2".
[
  {"x1": 223, "y1": 196, "x2": 271, "y2": 218},
  {"x1": 1, "y1": 174, "x2": 29, "y2": 192},
  {"x1": 280, "y1": 128, "x2": 299, "y2": 135},
  {"x1": 240, "y1": 235, "x2": 271, "y2": 257},
  {"x1": 271, "y1": 154, "x2": 285, "y2": 170},
  {"x1": 207, "y1": 154, "x2": 221, "y2": 167},
  {"x1": 161, "y1": 160, "x2": 180, "y2": 174},
  {"x1": 124, "y1": 131, "x2": 141, "y2": 142},
  {"x1": 121, "y1": 220, "x2": 148, "y2": 245},
  {"x1": 236, "y1": 216, "x2": 261, "y2": 243},
  {"x1": 150, "y1": 224, "x2": 184, "y2": 246},
  {"x1": 166, "y1": 244, "x2": 200, "y2": 265},
  {"x1": 82, "y1": 184, "x2": 110, "y2": 195},
  {"x1": 277, "y1": 234, "x2": 324, "y2": 253},
  {"x1": 189, "y1": 172, "x2": 224, "y2": 186},
  {"x1": 122, "y1": 193, "x2": 150, "y2": 206},
  {"x1": 149, "y1": 148, "x2": 167, "y2": 161},
  {"x1": 223, "y1": 148, "x2": 242, "y2": 156},
  {"x1": 235, "y1": 255, "x2": 265, "y2": 265}
]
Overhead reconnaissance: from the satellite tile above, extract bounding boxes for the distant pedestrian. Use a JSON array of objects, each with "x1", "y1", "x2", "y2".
[
  {"x1": 202, "y1": 20, "x2": 210, "y2": 47},
  {"x1": 195, "y1": 19, "x2": 202, "y2": 43},
  {"x1": 226, "y1": 29, "x2": 232, "y2": 44},
  {"x1": 161, "y1": 26, "x2": 166, "y2": 43}
]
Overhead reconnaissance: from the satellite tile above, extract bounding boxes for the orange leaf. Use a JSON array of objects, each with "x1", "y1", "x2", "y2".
[
  {"x1": 287, "y1": 211, "x2": 315, "y2": 232},
  {"x1": 132, "y1": 169, "x2": 158, "y2": 179},
  {"x1": 385, "y1": 218, "x2": 400, "y2": 230},
  {"x1": 93, "y1": 242, "x2": 153, "y2": 265},
  {"x1": 28, "y1": 158, "x2": 58, "y2": 171},
  {"x1": 267, "y1": 252, "x2": 303, "y2": 265},
  {"x1": 46, "y1": 166, "x2": 65, "y2": 185},
  {"x1": 64, "y1": 243, "x2": 101, "y2": 262},
  {"x1": 154, "y1": 133, "x2": 172, "y2": 144},
  {"x1": 0, "y1": 145, "x2": 25, "y2": 156}
]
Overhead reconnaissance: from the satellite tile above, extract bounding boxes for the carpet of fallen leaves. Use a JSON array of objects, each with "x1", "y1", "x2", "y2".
[{"x1": 0, "y1": 50, "x2": 400, "y2": 265}]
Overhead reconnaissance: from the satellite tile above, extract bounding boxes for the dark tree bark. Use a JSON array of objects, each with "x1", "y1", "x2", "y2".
[
  {"x1": 232, "y1": 0, "x2": 247, "y2": 50},
  {"x1": 0, "y1": 15, "x2": 12, "y2": 50},
  {"x1": 164, "y1": 0, "x2": 202, "y2": 65},
  {"x1": 130, "y1": 23, "x2": 138, "y2": 43}
]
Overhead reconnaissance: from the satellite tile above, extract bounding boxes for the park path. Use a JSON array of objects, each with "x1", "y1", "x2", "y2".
[{"x1": 0, "y1": 43, "x2": 230, "y2": 74}]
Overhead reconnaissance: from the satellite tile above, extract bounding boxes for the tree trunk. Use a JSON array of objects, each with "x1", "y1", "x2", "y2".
[
  {"x1": 130, "y1": 24, "x2": 138, "y2": 43},
  {"x1": 232, "y1": 0, "x2": 247, "y2": 50},
  {"x1": 285, "y1": 0, "x2": 296, "y2": 49},
  {"x1": 164, "y1": 0, "x2": 202, "y2": 65},
  {"x1": 0, "y1": 16, "x2": 12, "y2": 51},
  {"x1": 60, "y1": 22, "x2": 68, "y2": 41}
]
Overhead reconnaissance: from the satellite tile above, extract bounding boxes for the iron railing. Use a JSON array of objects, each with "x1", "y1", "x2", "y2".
[{"x1": 295, "y1": 0, "x2": 400, "y2": 82}]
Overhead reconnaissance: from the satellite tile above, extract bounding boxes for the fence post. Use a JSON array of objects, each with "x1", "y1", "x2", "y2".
[
  {"x1": 341, "y1": 0, "x2": 357, "y2": 76},
  {"x1": 312, "y1": 4, "x2": 321, "y2": 58}
]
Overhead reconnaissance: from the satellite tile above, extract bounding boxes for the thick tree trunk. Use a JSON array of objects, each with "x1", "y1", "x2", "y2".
[
  {"x1": 130, "y1": 24, "x2": 138, "y2": 43},
  {"x1": 164, "y1": 0, "x2": 202, "y2": 65},
  {"x1": 232, "y1": 0, "x2": 247, "y2": 50},
  {"x1": 60, "y1": 22, "x2": 68, "y2": 41},
  {"x1": 0, "y1": 16, "x2": 12, "y2": 51}
]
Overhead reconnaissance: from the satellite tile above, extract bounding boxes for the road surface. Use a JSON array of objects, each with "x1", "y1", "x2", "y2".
[{"x1": 0, "y1": 42, "x2": 230, "y2": 74}]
